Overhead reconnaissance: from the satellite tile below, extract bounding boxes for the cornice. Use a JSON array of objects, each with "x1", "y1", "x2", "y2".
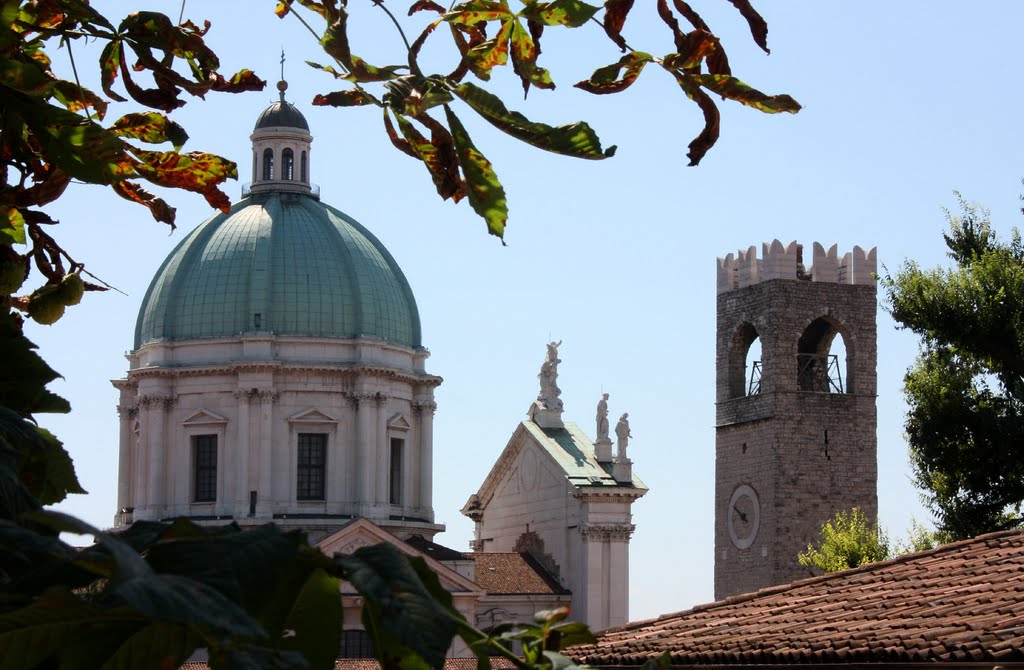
[
  {"x1": 573, "y1": 489, "x2": 647, "y2": 503},
  {"x1": 127, "y1": 361, "x2": 442, "y2": 387}
]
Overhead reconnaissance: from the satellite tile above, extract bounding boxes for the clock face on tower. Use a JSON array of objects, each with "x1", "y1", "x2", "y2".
[{"x1": 728, "y1": 484, "x2": 760, "y2": 549}]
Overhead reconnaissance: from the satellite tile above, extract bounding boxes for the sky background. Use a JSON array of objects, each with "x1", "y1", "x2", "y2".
[{"x1": 25, "y1": 2, "x2": 1024, "y2": 623}]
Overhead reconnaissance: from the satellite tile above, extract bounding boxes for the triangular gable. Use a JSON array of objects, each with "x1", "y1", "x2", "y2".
[
  {"x1": 286, "y1": 408, "x2": 338, "y2": 424},
  {"x1": 387, "y1": 413, "x2": 411, "y2": 431},
  {"x1": 463, "y1": 420, "x2": 648, "y2": 515},
  {"x1": 182, "y1": 408, "x2": 228, "y2": 425},
  {"x1": 317, "y1": 518, "x2": 481, "y2": 594}
]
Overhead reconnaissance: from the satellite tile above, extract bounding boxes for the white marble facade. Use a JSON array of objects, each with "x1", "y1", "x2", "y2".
[{"x1": 113, "y1": 335, "x2": 442, "y2": 543}]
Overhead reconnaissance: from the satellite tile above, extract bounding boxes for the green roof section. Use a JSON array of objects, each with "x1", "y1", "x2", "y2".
[
  {"x1": 521, "y1": 421, "x2": 647, "y2": 491},
  {"x1": 134, "y1": 192, "x2": 421, "y2": 349}
]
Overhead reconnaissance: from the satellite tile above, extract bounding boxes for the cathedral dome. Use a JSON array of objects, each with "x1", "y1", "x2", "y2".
[
  {"x1": 133, "y1": 193, "x2": 422, "y2": 349},
  {"x1": 135, "y1": 79, "x2": 420, "y2": 351},
  {"x1": 253, "y1": 100, "x2": 309, "y2": 131}
]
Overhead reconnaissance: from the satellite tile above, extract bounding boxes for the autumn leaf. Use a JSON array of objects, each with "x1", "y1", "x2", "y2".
[
  {"x1": 453, "y1": 82, "x2": 615, "y2": 159},
  {"x1": 694, "y1": 74, "x2": 801, "y2": 113},
  {"x1": 313, "y1": 90, "x2": 379, "y2": 107},
  {"x1": 510, "y1": 19, "x2": 554, "y2": 94},
  {"x1": 574, "y1": 51, "x2": 651, "y2": 94},
  {"x1": 444, "y1": 106, "x2": 507, "y2": 240},
  {"x1": 520, "y1": 0, "x2": 600, "y2": 28},
  {"x1": 111, "y1": 112, "x2": 189, "y2": 150}
]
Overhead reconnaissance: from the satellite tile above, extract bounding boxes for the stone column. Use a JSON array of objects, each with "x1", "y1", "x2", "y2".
[
  {"x1": 134, "y1": 402, "x2": 148, "y2": 513},
  {"x1": 354, "y1": 394, "x2": 373, "y2": 507},
  {"x1": 578, "y1": 523, "x2": 635, "y2": 631},
  {"x1": 579, "y1": 524, "x2": 604, "y2": 630},
  {"x1": 257, "y1": 389, "x2": 277, "y2": 517},
  {"x1": 415, "y1": 400, "x2": 436, "y2": 515},
  {"x1": 371, "y1": 395, "x2": 389, "y2": 509},
  {"x1": 115, "y1": 404, "x2": 137, "y2": 516},
  {"x1": 607, "y1": 526, "x2": 634, "y2": 628},
  {"x1": 142, "y1": 395, "x2": 173, "y2": 520},
  {"x1": 235, "y1": 389, "x2": 253, "y2": 515}
]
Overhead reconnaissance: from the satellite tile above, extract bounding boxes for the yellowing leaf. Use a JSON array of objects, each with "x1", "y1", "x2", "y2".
[
  {"x1": 695, "y1": 74, "x2": 801, "y2": 113},
  {"x1": 445, "y1": 106, "x2": 507, "y2": 239},
  {"x1": 520, "y1": 0, "x2": 600, "y2": 27},
  {"x1": 465, "y1": 18, "x2": 514, "y2": 80},
  {"x1": 453, "y1": 82, "x2": 614, "y2": 159},
  {"x1": 574, "y1": 51, "x2": 651, "y2": 94}
]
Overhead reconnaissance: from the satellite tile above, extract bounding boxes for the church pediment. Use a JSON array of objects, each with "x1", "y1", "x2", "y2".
[
  {"x1": 317, "y1": 519, "x2": 481, "y2": 594},
  {"x1": 181, "y1": 408, "x2": 228, "y2": 425},
  {"x1": 387, "y1": 413, "x2": 411, "y2": 431},
  {"x1": 286, "y1": 408, "x2": 338, "y2": 424}
]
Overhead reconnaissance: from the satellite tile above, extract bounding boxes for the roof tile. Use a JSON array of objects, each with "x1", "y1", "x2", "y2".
[{"x1": 572, "y1": 530, "x2": 1024, "y2": 666}]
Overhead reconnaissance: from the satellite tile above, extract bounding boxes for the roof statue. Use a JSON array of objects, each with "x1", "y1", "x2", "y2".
[
  {"x1": 615, "y1": 412, "x2": 631, "y2": 461},
  {"x1": 596, "y1": 393, "x2": 610, "y2": 441},
  {"x1": 536, "y1": 340, "x2": 563, "y2": 411}
]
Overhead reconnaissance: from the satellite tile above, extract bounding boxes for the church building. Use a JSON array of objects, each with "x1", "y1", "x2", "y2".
[{"x1": 111, "y1": 79, "x2": 646, "y2": 651}]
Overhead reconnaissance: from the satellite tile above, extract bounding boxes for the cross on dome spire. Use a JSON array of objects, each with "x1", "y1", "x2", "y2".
[{"x1": 278, "y1": 48, "x2": 287, "y2": 102}]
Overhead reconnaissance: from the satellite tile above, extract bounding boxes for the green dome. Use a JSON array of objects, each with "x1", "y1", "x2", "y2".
[{"x1": 134, "y1": 192, "x2": 421, "y2": 349}]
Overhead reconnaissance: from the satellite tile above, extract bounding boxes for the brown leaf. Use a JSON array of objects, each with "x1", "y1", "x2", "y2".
[
  {"x1": 112, "y1": 180, "x2": 176, "y2": 226},
  {"x1": 655, "y1": 0, "x2": 686, "y2": 53},
  {"x1": 669, "y1": 70, "x2": 719, "y2": 166},
  {"x1": 602, "y1": 0, "x2": 633, "y2": 51},
  {"x1": 671, "y1": 0, "x2": 709, "y2": 31},
  {"x1": 725, "y1": 0, "x2": 770, "y2": 54},
  {"x1": 408, "y1": 0, "x2": 446, "y2": 14},
  {"x1": 382, "y1": 109, "x2": 421, "y2": 160},
  {"x1": 313, "y1": 90, "x2": 379, "y2": 107}
]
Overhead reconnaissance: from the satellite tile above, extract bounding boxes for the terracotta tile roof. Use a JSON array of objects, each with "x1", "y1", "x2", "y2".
[
  {"x1": 405, "y1": 534, "x2": 469, "y2": 561},
  {"x1": 182, "y1": 659, "x2": 514, "y2": 670},
  {"x1": 472, "y1": 552, "x2": 570, "y2": 595},
  {"x1": 571, "y1": 530, "x2": 1024, "y2": 666}
]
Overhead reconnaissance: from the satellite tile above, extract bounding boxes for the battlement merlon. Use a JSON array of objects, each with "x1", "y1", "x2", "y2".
[{"x1": 716, "y1": 240, "x2": 877, "y2": 294}]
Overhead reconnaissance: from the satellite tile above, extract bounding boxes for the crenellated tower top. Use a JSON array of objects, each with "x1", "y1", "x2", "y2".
[{"x1": 716, "y1": 240, "x2": 877, "y2": 294}]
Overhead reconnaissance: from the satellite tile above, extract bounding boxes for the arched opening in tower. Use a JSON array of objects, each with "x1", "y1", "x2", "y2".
[
  {"x1": 797, "y1": 317, "x2": 850, "y2": 393},
  {"x1": 729, "y1": 322, "x2": 761, "y2": 398},
  {"x1": 745, "y1": 337, "x2": 762, "y2": 396}
]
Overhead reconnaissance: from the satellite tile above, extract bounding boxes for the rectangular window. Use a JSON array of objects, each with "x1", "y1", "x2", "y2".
[
  {"x1": 389, "y1": 438, "x2": 403, "y2": 505},
  {"x1": 193, "y1": 434, "x2": 217, "y2": 503},
  {"x1": 297, "y1": 433, "x2": 327, "y2": 501}
]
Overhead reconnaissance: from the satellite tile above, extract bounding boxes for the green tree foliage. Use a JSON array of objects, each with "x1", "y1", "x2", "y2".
[
  {"x1": 798, "y1": 508, "x2": 891, "y2": 575},
  {"x1": 1, "y1": 1, "x2": 795, "y2": 667},
  {"x1": 280, "y1": 0, "x2": 800, "y2": 240},
  {"x1": 884, "y1": 198, "x2": 1024, "y2": 541}
]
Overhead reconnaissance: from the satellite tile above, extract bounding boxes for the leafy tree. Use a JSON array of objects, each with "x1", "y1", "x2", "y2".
[
  {"x1": 798, "y1": 510, "x2": 947, "y2": 576},
  {"x1": 884, "y1": 198, "x2": 1024, "y2": 541},
  {"x1": 1, "y1": 1, "x2": 797, "y2": 668},
  {"x1": 798, "y1": 508, "x2": 891, "y2": 575}
]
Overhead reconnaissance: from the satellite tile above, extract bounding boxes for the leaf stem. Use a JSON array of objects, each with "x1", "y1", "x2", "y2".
[
  {"x1": 370, "y1": 1, "x2": 419, "y2": 75},
  {"x1": 61, "y1": 32, "x2": 92, "y2": 123}
]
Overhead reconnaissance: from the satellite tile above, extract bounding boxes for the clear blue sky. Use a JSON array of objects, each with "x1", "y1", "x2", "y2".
[{"x1": 27, "y1": 2, "x2": 1024, "y2": 622}]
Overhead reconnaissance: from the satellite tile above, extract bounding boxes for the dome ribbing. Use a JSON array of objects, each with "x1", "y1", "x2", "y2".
[{"x1": 134, "y1": 192, "x2": 421, "y2": 349}]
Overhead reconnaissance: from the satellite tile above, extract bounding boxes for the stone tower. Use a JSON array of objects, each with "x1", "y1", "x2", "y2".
[{"x1": 714, "y1": 240, "x2": 877, "y2": 600}]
